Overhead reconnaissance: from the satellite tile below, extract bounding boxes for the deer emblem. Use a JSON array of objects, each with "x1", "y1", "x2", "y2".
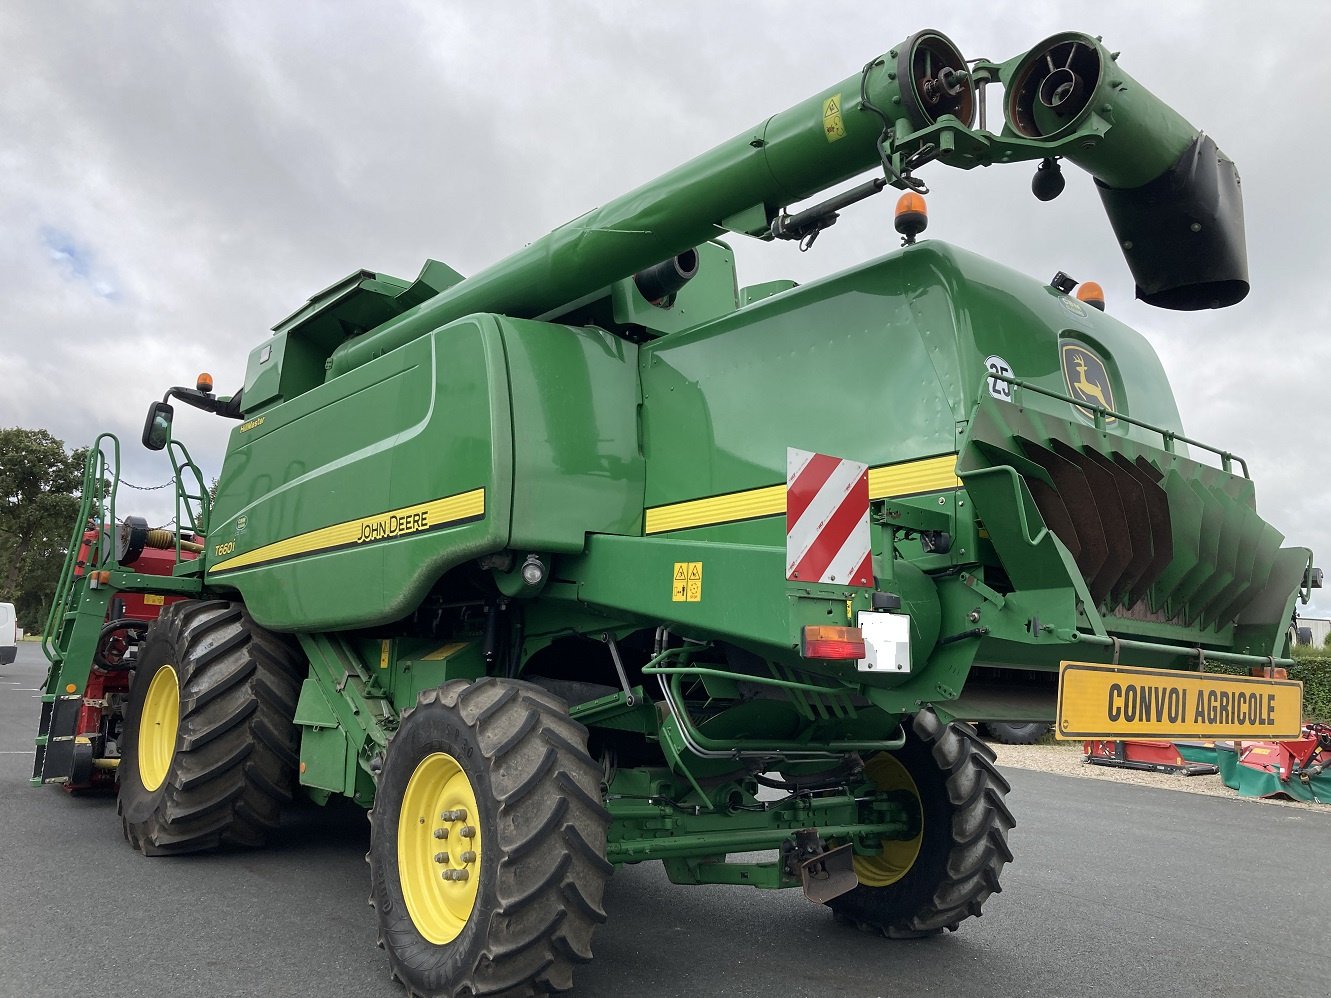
[
  {"x1": 1070, "y1": 353, "x2": 1109, "y2": 408},
  {"x1": 1062, "y1": 343, "x2": 1116, "y2": 422}
]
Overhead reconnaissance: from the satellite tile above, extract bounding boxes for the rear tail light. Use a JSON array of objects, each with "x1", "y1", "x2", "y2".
[{"x1": 801, "y1": 625, "x2": 865, "y2": 661}]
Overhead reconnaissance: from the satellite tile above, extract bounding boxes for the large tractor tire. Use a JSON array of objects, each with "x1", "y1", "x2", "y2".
[
  {"x1": 981, "y1": 721, "x2": 1050, "y2": 745},
  {"x1": 117, "y1": 600, "x2": 302, "y2": 855},
  {"x1": 369, "y1": 677, "x2": 611, "y2": 998},
  {"x1": 828, "y1": 708, "x2": 1015, "y2": 937}
]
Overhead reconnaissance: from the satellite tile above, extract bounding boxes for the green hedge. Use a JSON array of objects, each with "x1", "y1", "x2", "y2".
[{"x1": 1205, "y1": 656, "x2": 1330, "y2": 724}]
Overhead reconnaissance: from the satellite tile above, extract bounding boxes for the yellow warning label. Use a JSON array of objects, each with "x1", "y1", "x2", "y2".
[
  {"x1": 823, "y1": 93, "x2": 846, "y2": 142},
  {"x1": 143, "y1": 594, "x2": 165, "y2": 606},
  {"x1": 1056, "y1": 661, "x2": 1303, "y2": 740},
  {"x1": 379, "y1": 640, "x2": 390, "y2": 669},
  {"x1": 672, "y1": 562, "x2": 703, "y2": 602}
]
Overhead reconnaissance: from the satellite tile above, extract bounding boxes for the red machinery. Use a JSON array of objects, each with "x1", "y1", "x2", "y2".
[
  {"x1": 1083, "y1": 739, "x2": 1220, "y2": 776},
  {"x1": 1226, "y1": 724, "x2": 1331, "y2": 801},
  {"x1": 64, "y1": 517, "x2": 199, "y2": 790},
  {"x1": 1083, "y1": 724, "x2": 1331, "y2": 804}
]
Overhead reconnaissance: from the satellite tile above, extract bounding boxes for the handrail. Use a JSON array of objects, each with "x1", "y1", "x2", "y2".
[
  {"x1": 43, "y1": 434, "x2": 120, "y2": 664},
  {"x1": 954, "y1": 465, "x2": 1048, "y2": 547},
  {"x1": 166, "y1": 438, "x2": 210, "y2": 556},
  {"x1": 1073, "y1": 632, "x2": 1293, "y2": 669},
  {"x1": 642, "y1": 650, "x2": 905, "y2": 759},
  {"x1": 984, "y1": 372, "x2": 1251, "y2": 479}
]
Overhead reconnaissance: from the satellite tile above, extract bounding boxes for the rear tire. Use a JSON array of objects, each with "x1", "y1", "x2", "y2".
[
  {"x1": 828, "y1": 709, "x2": 1015, "y2": 937},
  {"x1": 117, "y1": 600, "x2": 302, "y2": 855},
  {"x1": 369, "y1": 677, "x2": 611, "y2": 997},
  {"x1": 981, "y1": 721, "x2": 1050, "y2": 745}
]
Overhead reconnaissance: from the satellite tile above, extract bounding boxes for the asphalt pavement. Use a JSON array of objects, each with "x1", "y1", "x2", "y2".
[{"x1": 1, "y1": 641, "x2": 1326, "y2": 998}]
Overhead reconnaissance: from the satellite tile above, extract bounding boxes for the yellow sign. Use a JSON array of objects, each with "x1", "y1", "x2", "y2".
[
  {"x1": 143, "y1": 594, "x2": 165, "y2": 606},
  {"x1": 1056, "y1": 661, "x2": 1303, "y2": 740},
  {"x1": 822, "y1": 94, "x2": 846, "y2": 142},
  {"x1": 671, "y1": 562, "x2": 703, "y2": 603}
]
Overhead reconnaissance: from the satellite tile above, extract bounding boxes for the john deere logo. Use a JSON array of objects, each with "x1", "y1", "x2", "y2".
[{"x1": 1061, "y1": 342, "x2": 1116, "y2": 423}]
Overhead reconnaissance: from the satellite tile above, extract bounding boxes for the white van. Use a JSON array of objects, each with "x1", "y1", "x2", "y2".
[{"x1": 0, "y1": 603, "x2": 16, "y2": 665}]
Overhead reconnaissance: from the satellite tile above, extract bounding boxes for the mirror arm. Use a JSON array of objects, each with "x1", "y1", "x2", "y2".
[{"x1": 162, "y1": 386, "x2": 245, "y2": 420}]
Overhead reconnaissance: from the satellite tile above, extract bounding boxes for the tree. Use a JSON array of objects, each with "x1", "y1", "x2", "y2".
[{"x1": 0, "y1": 428, "x2": 86, "y2": 633}]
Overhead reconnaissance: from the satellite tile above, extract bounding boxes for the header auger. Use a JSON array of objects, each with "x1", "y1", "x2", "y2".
[{"x1": 37, "y1": 28, "x2": 1313, "y2": 998}]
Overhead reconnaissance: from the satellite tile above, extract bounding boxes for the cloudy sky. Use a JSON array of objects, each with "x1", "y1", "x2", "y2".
[{"x1": 2, "y1": 1, "x2": 1327, "y2": 617}]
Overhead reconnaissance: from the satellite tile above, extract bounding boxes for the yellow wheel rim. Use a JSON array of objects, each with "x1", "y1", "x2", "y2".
[
  {"x1": 397, "y1": 752, "x2": 483, "y2": 945},
  {"x1": 138, "y1": 664, "x2": 180, "y2": 792},
  {"x1": 854, "y1": 752, "x2": 923, "y2": 887}
]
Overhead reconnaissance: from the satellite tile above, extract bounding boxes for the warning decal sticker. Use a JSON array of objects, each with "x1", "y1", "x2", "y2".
[
  {"x1": 786, "y1": 448, "x2": 873, "y2": 587},
  {"x1": 823, "y1": 94, "x2": 846, "y2": 142},
  {"x1": 672, "y1": 562, "x2": 703, "y2": 603}
]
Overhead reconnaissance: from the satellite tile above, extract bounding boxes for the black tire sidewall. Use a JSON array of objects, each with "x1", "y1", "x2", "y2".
[
  {"x1": 844, "y1": 729, "x2": 953, "y2": 921},
  {"x1": 983, "y1": 721, "x2": 1049, "y2": 745},
  {"x1": 117, "y1": 610, "x2": 183, "y2": 825},
  {"x1": 371, "y1": 692, "x2": 499, "y2": 994}
]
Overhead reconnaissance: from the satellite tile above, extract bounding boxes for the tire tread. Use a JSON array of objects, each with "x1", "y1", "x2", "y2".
[
  {"x1": 372, "y1": 676, "x2": 610, "y2": 997},
  {"x1": 117, "y1": 600, "x2": 302, "y2": 855},
  {"x1": 829, "y1": 708, "x2": 1015, "y2": 937}
]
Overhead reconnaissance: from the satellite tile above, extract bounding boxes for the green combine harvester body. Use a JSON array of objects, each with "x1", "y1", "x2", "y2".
[{"x1": 34, "y1": 28, "x2": 1317, "y2": 998}]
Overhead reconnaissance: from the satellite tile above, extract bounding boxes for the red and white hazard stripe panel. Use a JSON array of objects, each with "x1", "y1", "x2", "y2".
[{"x1": 786, "y1": 448, "x2": 874, "y2": 587}]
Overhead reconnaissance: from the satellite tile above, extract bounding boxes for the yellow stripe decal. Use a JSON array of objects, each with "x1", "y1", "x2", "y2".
[
  {"x1": 645, "y1": 484, "x2": 787, "y2": 535},
  {"x1": 210, "y1": 488, "x2": 485, "y2": 573},
  {"x1": 866, "y1": 454, "x2": 962, "y2": 501},
  {"x1": 644, "y1": 455, "x2": 960, "y2": 535},
  {"x1": 422, "y1": 641, "x2": 471, "y2": 662}
]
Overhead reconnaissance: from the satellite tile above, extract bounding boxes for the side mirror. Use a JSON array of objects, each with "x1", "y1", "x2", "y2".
[{"x1": 142, "y1": 401, "x2": 174, "y2": 451}]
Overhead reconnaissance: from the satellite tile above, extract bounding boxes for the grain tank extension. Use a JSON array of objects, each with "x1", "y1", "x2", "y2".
[{"x1": 37, "y1": 29, "x2": 1317, "y2": 998}]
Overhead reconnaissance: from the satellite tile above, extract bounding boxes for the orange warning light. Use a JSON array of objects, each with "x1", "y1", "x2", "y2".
[
  {"x1": 1076, "y1": 282, "x2": 1106, "y2": 311},
  {"x1": 894, "y1": 192, "x2": 928, "y2": 243},
  {"x1": 66, "y1": 684, "x2": 77, "y2": 694},
  {"x1": 197, "y1": 372, "x2": 214, "y2": 393}
]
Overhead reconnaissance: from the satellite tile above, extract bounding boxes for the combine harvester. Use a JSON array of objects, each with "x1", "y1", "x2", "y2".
[{"x1": 36, "y1": 28, "x2": 1318, "y2": 997}]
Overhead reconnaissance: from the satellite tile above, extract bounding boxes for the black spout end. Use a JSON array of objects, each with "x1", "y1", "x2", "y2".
[
  {"x1": 1097, "y1": 134, "x2": 1249, "y2": 310},
  {"x1": 634, "y1": 250, "x2": 700, "y2": 305}
]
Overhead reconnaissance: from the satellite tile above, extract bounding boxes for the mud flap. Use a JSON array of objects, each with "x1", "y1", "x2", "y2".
[
  {"x1": 33, "y1": 694, "x2": 83, "y2": 785},
  {"x1": 783, "y1": 829, "x2": 858, "y2": 903}
]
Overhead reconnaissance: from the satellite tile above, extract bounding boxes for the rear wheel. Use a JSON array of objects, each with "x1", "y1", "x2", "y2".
[
  {"x1": 828, "y1": 709, "x2": 1015, "y2": 936},
  {"x1": 369, "y1": 677, "x2": 611, "y2": 997},
  {"x1": 981, "y1": 721, "x2": 1050, "y2": 745},
  {"x1": 117, "y1": 600, "x2": 302, "y2": 855}
]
